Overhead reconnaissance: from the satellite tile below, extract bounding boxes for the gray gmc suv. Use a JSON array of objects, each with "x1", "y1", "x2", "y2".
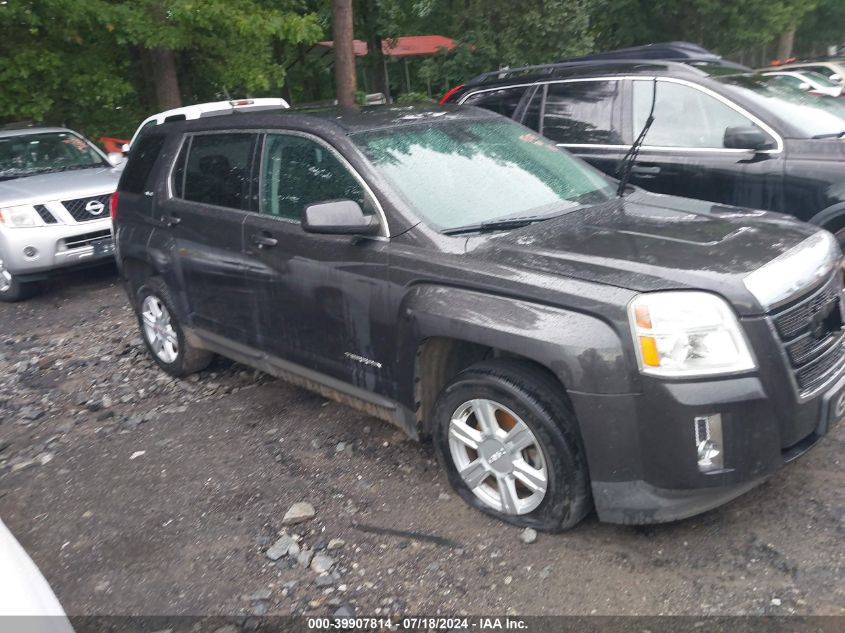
[
  {"x1": 114, "y1": 106, "x2": 845, "y2": 530},
  {"x1": 0, "y1": 126, "x2": 120, "y2": 301}
]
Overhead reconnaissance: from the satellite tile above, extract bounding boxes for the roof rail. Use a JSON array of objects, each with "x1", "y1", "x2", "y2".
[{"x1": 467, "y1": 59, "x2": 703, "y2": 86}]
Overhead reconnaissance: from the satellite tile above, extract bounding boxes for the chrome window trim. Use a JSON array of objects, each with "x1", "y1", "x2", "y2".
[
  {"x1": 461, "y1": 75, "x2": 784, "y2": 155},
  {"x1": 455, "y1": 81, "x2": 551, "y2": 104},
  {"x1": 167, "y1": 129, "x2": 390, "y2": 238},
  {"x1": 166, "y1": 134, "x2": 190, "y2": 200}
]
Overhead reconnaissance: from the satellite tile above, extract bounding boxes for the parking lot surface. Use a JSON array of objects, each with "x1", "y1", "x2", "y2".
[{"x1": 0, "y1": 266, "x2": 844, "y2": 617}]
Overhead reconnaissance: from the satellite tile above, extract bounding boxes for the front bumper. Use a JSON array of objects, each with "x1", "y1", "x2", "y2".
[
  {"x1": 0, "y1": 220, "x2": 114, "y2": 276},
  {"x1": 570, "y1": 359, "x2": 845, "y2": 525}
]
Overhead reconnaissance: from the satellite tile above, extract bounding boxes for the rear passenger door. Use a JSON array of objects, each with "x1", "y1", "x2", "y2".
[
  {"x1": 527, "y1": 79, "x2": 628, "y2": 178},
  {"x1": 157, "y1": 132, "x2": 258, "y2": 342},
  {"x1": 240, "y1": 132, "x2": 391, "y2": 393}
]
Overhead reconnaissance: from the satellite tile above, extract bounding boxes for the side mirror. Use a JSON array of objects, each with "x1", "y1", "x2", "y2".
[
  {"x1": 723, "y1": 126, "x2": 773, "y2": 151},
  {"x1": 121, "y1": 143, "x2": 130, "y2": 155},
  {"x1": 302, "y1": 199, "x2": 379, "y2": 235},
  {"x1": 107, "y1": 152, "x2": 126, "y2": 167},
  {"x1": 831, "y1": 73, "x2": 842, "y2": 83},
  {"x1": 798, "y1": 82, "x2": 812, "y2": 91}
]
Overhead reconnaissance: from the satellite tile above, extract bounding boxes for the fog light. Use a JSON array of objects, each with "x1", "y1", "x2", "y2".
[
  {"x1": 694, "y1": 414, "x2": 724, "y2": 472},
  {"x1": 23, "y1": 246, "x2": 38, "y2": 258}
]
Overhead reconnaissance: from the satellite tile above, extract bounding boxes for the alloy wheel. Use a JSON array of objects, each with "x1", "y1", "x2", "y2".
[
  {"x1": 141, "y1": 295, "x2": 179, "y2": 364},
  {"x1": 448, "y1": 398, "x2": 548, "y2": 515}
]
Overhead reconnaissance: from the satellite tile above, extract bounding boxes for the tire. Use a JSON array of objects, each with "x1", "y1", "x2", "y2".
[
  {"x1": 0, "y1": 257, "x2": 40, "y2": 302},
  {"x1": 135, "y1": 277, "x2": 213, "y2": 377},
  {"x1": 432, "y1": 360, "x2": 591, "y2": 532}
]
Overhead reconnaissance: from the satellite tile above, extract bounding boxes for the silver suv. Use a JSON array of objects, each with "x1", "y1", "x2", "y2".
[{"x1": 0, "y1": 126, "x2": 121, "y2": 301}]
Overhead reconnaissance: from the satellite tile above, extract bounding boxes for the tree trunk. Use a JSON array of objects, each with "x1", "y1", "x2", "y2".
[
  {"x1": 332, "y1": 0, "x2": 357, "y2": 108},
  {"x1": 150, "y1": 48, "x2": 182, "y2": 110},
  {"x1": 368, "y1": 35, "x2": 387, "y2": 98},
  {"x1": 777, "y1": 28, "x2": 796, "y2": 61}
]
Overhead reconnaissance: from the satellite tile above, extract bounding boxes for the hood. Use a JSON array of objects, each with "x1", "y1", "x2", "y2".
[
  {"x1": 0, "y1": 167, "x2": 120, "y2": 206},
  {"x1": 466, "y1": 191, "x2": 824, "y2": 315}
]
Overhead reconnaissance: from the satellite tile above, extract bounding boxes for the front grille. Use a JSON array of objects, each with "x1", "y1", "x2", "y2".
[
  {"x1": 34, "y1": 204, "x2": 57, "y2": 224},
  {"x1": 769, "y1": 273, "x2": 845, "y2": 396},
  {"x1": 61, "y1": 229, "x2": 111, "y2": 250},
  {"x1": 61, "y1": 194, "x2": 110, "y2": 222}
]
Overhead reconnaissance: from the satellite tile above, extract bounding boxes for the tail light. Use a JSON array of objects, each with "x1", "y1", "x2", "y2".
[
  {"x1": 230, "y1": 99, "x2": 255, "y2": 107},
  {"x1": 109, "y1": 191, "x2": 120, "y2": 221},
  {"x1": 439, "y1": 84, "x2": 465, "y2": 104}
]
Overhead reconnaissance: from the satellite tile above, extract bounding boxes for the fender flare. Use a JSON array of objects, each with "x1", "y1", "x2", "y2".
[
  {"x1": 393, "y1": 285, "x2": 635, "y2": 411},
  {"x1": 808, "y1": 202, "x2": 845, "y2": 232},
  {"x1": 118, "y1": 236, "x2": 187, "y2": 320}
]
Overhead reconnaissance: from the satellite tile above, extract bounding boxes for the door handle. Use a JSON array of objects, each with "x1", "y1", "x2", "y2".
[
  {"x1": 631, "y1": 165, "x2": 661, "y2": 177},
  {"x1": 250, "y1": 233, "x2": 278, "y2": 249},
  {"x1": 162, "y1": 214, "x2": 181, "y2": 227}
]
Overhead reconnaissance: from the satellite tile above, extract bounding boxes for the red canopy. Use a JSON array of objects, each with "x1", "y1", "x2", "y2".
[{"x1": 316, "y1": 35, "x2": 456, "y2": 58}]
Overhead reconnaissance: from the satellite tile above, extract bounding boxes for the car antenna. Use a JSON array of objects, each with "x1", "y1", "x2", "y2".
[{"x1": 616, "y1": 77, "x2": 657, "y2": 197}]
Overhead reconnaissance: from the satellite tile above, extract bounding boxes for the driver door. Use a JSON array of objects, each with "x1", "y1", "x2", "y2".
[
  {"x1": 627, "y1": 78, "x2": 785, "y2": 211},
  {"x1": 240, "y1": 132, "x2": 392, "y2": 393}
]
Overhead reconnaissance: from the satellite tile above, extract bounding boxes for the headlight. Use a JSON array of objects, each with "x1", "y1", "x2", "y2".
[
  {"x1": 628, "y1": 291, "x2": 756, "y2": 377},
  {"x1": 0, "y1": 205, "x2": 44, "y2": 228}
]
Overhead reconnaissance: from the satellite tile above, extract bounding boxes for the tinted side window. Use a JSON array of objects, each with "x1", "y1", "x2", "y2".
[
  {"x1": 120, "y1": 134, "x2": 166, "y2": 194},
  {"x1": 462, "y1": 87, "x2": 528, "y2": 119},
  {"x1": 260, "y1": 134, "x2": 366, "y2": 220},
  {"x1": 182, "y1": 133, "x2": 256, "y2": 209},
  {"x1": 804, "y1": 65, "x2": 836, "y2": 78},
  {"x1": 521, "y1": 85, "x2": 544, "y2": 131},
  {"x1": 542, "y1": 81, "x2": 621, "y2": 144},
  {"x1": 634, "y1": 80, "x2": 766, "y2": 148}
]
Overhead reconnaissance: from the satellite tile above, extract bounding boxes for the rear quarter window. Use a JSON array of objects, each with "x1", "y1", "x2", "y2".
[
  {"x1": 120, "y1": 134, "x2": 167, "y2": 194},
  {"x1": 462, "y1": 87, "x2": 528, "y2": 119}
]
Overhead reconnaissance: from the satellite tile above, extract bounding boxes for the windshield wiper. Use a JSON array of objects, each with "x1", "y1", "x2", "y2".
[
  {"x1": 616, "y1": 78, "x2": 657, "y2": 197},
  {"x1": 811, "y1": 131, "x2": 845, "y2": 139},
  {"x1": 442, "y1": 217, "x2": 544, "y2": 236}
]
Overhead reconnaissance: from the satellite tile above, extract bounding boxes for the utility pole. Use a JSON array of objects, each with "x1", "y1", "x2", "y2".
[{"x1": 332, "y1": 0, "x2": 357, "y2": 108}]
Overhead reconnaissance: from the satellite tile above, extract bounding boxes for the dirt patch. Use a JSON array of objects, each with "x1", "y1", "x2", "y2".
[{"x1": 1, "y1": 266, "x2": 844, "y2": 617}]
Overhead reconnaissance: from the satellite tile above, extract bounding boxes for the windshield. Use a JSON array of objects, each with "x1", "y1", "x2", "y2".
[
  {"x1": 717, "y1": 75, "x2": 845, "y2": 138},
  {"x1": 351, "y1": 119, "x2": 614, "y2": 231},
  {"x1": 0, "y1": 131, "x2": 107, "y2": 180},
  {"x1": 803, "y1": 71, "x2": 841, "y2": 88}
]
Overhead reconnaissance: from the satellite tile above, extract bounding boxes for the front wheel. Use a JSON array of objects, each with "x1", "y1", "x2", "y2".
[
  {"x1": 0, "y1": 257, "x2": 40, "y2": 302},
  {"x1": 432, "y1": 360, "x2": 591, "y2": 532},
  {"x1": 135, "y1": 277, "x2": 213, "y2": 377}
]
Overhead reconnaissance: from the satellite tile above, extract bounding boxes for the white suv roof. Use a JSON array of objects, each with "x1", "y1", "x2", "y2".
[{"x1": 126, "y1": 98, "x2": 289, "y2": 150}]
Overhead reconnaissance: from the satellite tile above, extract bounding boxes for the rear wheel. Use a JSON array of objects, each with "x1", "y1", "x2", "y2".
[
  {"x1": 135, "y1": 277, "x2": 213, "y2": 377},
  {"x1": 432, "y1": 360, "x2": 591, "y2": 532},
  {"x1": 0, "y1": 257, "x2": 40, "y2": 302}
]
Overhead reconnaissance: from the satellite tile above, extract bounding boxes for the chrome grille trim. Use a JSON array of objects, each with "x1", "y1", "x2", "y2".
[
  {"x1": 768, "y1": 272, "x2": 845, "y2": 397},
  {"x1": 61, "y1": 194, "x2": 110, "y2": 222}
]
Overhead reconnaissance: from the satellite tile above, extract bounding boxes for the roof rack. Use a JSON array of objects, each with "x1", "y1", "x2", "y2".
[{"x1": 467, "y1": 59, "x2": 704, "y2": 86}]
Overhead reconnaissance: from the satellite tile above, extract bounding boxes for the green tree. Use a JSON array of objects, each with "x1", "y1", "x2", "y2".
[
  {"x1": 0, "y1": 0, "x2": 139, "y2": 138},
  {"x1": 590, "y1": 0, "x2": 818, "y2": 57},
  {"x1": 795, "y1": 0, "x2": 845, "y2": 56},
  {"x1": 0, "y1": 0, "x2": 323, "y2": 138}
]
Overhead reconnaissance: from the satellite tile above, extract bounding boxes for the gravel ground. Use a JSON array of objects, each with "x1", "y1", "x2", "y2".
[{"x1": 0, "y1": 265, "x2": 844, "y2": 618}]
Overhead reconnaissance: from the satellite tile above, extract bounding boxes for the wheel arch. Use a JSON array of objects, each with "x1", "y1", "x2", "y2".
[
  {"x1": 394, "y1": 285, "x2": 634, "y2": 436},
  {"x1": 807, "y1": 202, "x2": 845, "y2": 233}
]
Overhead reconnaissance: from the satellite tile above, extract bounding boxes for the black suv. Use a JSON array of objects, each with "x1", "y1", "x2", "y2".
[
  {"x1": 442, "y1": 61, "x2": 845, "y2": 241},
  {"x1": 113, "y1": 105, "x2": 845, "y2": 530}
]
